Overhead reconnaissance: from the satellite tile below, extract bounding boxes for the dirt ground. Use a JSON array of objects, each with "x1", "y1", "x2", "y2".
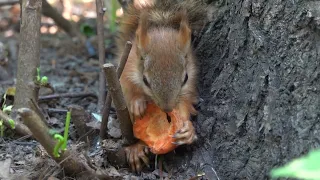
[
  {"x1": 1, "y1": 0, "x2": 320, "y2": 180},
  {"x1": 0, "y1": 4, "x2": 204, "y2": 179}
]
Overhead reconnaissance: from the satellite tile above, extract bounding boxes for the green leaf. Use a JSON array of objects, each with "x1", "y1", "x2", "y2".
[
  {"x1": 270, "y1": 150, "x2": 320, "y2": 180},
  {"x1": 8, "y1": 119, "x2": 15, "y2": 129},
  {"x1": 53, "y1": 134, "x2": 65, "y2": 158},
  {"x1": 37, "y1": 67, "x2": 41, "y2": 82},
  {"x1": 62, "y1": 111, "x2": 71, "y2": 150},
  {"x1": 0, "y1": 120, "x2": 3, "y2": 137},
  {"x1": 41, "y1": 76, "x2": 48, "y2": 85},
  {"x1": 3, "y1": 105, "x2": 13, "y2": 113}
]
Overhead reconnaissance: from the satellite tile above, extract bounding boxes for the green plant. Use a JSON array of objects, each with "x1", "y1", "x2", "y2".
[
  {"x1": 53, "y1": 133, "x2": 65, "y2": 158},
  {"x1": 270, "y1": 149, "x2": 320, "y2": 180},
  {"x1": 49, "y1": 111, "x2": 71, "y2": 158},
  {"x1": 109, "y1": 0, "x2": 119, "y2": 33},
  {"x1": 36, "y1": 67, "x2": 49, "y2": 86},
  {"x1": 62, "y1": 111, "x2": 71, "y2": 150},
  {"x1": 0, "y1": 90, "x2": 15, "y2": 137}
]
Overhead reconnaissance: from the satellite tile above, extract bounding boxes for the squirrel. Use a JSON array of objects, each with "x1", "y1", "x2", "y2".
[{"x1": 115, "y1": 0, "x2": 209, "y2": 173}]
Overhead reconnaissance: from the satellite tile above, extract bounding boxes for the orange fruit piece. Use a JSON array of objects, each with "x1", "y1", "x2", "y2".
[{"x1": 133, "y1": 103, "x2": 187, "y2": 154}]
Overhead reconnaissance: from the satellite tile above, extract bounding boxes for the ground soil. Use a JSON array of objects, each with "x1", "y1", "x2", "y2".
[{"x1": 1, "y1": 0, "x2": 320, "y2": 180}]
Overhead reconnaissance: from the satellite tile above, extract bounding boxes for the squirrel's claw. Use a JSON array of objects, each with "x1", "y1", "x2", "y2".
[
  {"x1": 172, "y1": 121, "x2": 197, "y2": 145},
  {"x1": 130, "y1": 98, "x2": 147, "y2": 118},
  {"x1": 124, "y1": 141, "x2": 150, "y2": 174}
]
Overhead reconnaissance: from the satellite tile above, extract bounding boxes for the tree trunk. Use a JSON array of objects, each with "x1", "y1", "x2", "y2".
[
  {"x1": 14, "y1": 0, "x2": 42, "y2": 110},
  {"x1": 170, "y1": 0, "x2": 320, "y2": 179}
]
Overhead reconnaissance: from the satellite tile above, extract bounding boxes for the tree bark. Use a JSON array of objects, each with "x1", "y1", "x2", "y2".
[
  {"x1": 14, "y1": 0, "x2": 42, "y2": 111},
  {"x1": 170, "y1": 0, "x2": 320, "y2": 179}
]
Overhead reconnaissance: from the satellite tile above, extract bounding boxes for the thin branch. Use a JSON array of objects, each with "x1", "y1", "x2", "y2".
[
  {"x1": 103, "y1": 63, "x2": 135, "y2": 144},
  {"x1": 117, "y1": 42, "x2": 133, "y2": 77},
  {"x1": 100, "y1": 41, "x2": 132, "y2": 140},
  {"x1": 96, "y1": 0, "x2": 106, "y2": 113},
  {"x1": 99, "y1": 93, "x2": 111, "y2": 139},
  {"x1": 42, "y1": 0, "x2": 83, "y2": 39},
  {"x1": 0, "y1": 110, "x2": 32, "y2": 136},
  {"x1": 38, "y1": 92, "x2": 97, "y2": 102}
]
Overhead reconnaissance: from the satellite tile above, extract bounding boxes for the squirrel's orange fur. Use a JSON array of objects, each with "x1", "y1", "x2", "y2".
[
  {"x1": 116, "y1": 0, "x2": 207, "y2": 117},
  {"x1": 116, "y1": 0, "x2": 208, "y2": 172}
]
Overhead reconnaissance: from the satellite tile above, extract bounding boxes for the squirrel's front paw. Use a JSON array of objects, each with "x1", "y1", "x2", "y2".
[
  {"x1": 172, "y1": 121, "x2": 197, "y2": 145},
  {"x1": 129, "y1": 98, "x2": 147, "y2": 118},
  {"x1": 124, "y1": 141, "x2": 150, "y2": 174}
]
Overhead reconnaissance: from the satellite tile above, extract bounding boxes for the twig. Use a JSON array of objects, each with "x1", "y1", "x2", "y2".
[
  {"x1": 96, "y1": 0, "x2": 107, "y2": 113},
  {"x1": 100, "y1": 41, "x2": 132, "y2": 140},
  {"x1": 0, "y1": 110, "x2": 32, "y2": 137},
  {"x1": 0, "y1": 0, "x2": 19, "y2": 6},
  {"x1": 46, "y1": 108, "x2": 68, "y2": 114},
  {"x1": 42, "y1": 0, "x2": 83, "y2": 39},
  {"x1": 117, "y1": 42, "x2": 133, "y2": 77},
  {"x1": 38, "y1": 92, "x2": 97, "y2": 101},
  {"x1": 0, "y1": 0, "x2": 83, "y2": 39},
  {"x1": 99, "y1": 93, "x2": 111, "y2": 140},
  {"x1": 103, "y1": 63, "x2": 135, "y2": 144},
  {"x1": 16, "y1": 107, "x2": 112, "y2": 179}
]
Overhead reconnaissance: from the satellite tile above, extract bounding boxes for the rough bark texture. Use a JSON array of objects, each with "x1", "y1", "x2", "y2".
[
  {"x1": 103, "y1": 64, "x2": 135, "y2": 144},
  {"x1": 100, "y1": 41, "x2": 132, "y2": 140},
  {"x1": 168, "y1": 0, "x2": 320, "y2": 179},
  {"x1": 0, "y1": 110, "x2": 32, "y2": 137},
  {"x1": 14, "y1": 0, "x2": 42, "y2": 110}
]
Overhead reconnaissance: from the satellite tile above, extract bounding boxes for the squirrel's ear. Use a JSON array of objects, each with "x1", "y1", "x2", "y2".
[
  {"x1": 136, "y1": 11, "x2": 150, "y2": 53},
  {"x1": 177, "y1": 10, "x2": 191, "y2": 54}
]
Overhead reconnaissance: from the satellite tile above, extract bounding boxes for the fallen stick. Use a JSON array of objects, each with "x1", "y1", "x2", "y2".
[
  {"x1": 38, "y1": 92, "x2": 97, "y2": 101},
  {"x1": 16, "y1": 107, "x2": 112, "y2": 179},
  {"x1": 103, "y1": 63, "x2": 135, "y2": 144},
  {"x1": 100, "y1": 41, "x2": 132, "y2": 140}
]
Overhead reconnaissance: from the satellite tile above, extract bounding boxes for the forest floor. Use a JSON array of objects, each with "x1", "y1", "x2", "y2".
[{"x1": 0, "y1": 11, "x2": 203, "y2": 180}]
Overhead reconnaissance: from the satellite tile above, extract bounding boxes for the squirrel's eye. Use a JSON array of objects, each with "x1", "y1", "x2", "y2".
[
  {"x1": 143, "y1": 75, "x2": 150, "y2": 88},
  {"x1": 182, "y1": 74, "x2": 188, "y2": 86}
]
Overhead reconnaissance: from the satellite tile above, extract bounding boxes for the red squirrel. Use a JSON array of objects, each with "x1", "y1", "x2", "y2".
[{"x1": 115, "y1": 0, "x2": 208, "y2": 173}]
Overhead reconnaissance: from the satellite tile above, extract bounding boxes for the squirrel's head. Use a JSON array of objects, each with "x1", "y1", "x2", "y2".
[{"x1": 134, "y1": 10, "x2": 197, "y2": 112}]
